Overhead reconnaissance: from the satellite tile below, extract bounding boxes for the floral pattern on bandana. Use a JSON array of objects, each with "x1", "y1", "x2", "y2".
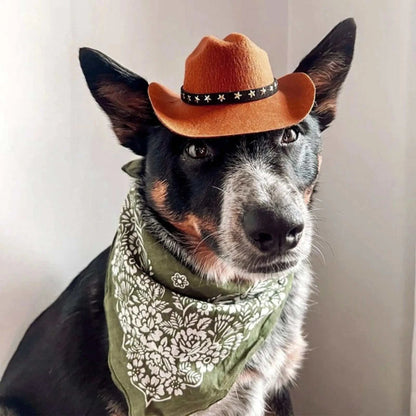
[
  {"x1": 110, "y1": 186, "x2": 291, "y2": 406},
  {"x1": 171, "y1": 272, "x2": 189, "y2": 289}
]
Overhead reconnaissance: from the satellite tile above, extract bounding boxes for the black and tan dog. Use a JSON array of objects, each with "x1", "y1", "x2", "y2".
[{"x1": 0, "y1": 19, "x2": 356, "y2": 416}]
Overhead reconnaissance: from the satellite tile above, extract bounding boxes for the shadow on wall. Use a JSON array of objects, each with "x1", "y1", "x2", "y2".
[{"x1": 0, "y1": 235, "x2": 64, "y2": 377}]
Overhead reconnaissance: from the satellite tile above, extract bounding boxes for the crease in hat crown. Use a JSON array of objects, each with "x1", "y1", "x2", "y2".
[{"x1": 183, "y1": 33, "x2": 274, "y2": 94}]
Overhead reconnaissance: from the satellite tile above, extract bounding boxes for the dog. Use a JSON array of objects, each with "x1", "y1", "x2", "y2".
[{"x1": 0, "y1": 18, "x2": 356, "y2": 416}]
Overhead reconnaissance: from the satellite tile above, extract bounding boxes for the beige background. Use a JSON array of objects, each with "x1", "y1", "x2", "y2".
[{"x1": 0, "y1": 1, "x2": 414, "y2": 415}]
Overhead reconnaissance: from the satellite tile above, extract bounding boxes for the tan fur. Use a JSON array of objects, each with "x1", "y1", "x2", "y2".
[
  {"x1": 303, "y1": 186, "x2": 314, "y2": 204},
  {"x1": 97, "y1": 83, "x2": 151, "y2": 117},
  {"x1": 237, "y1": 368, "x2": 262, "y2": 385},
  {"x1": 316, "y1": 100, "x2": 336, "y2": 119},
  {"x1": 105, "y1": 399, "x2": 126, "y2": 416},
  {"x1": 151, "y1": 180, "x2": 170, "y2": 216},
  {"x1": 307, "y1": 53, "x2": 347, "y2": 123},
  {"x1": 151, "y1": 180, "x2": 219, "y2": 247},
  {"x1": 279, "y1": 335, "x2": 307, "y2": 387},
  {"x1": 303, "y1": 154, "x2": 322, "y2": 204},
  {"x1": 170, "y1": 214, "x2": 201, "y2": 238},
  {"x1": 97, "y1": 82, "x2": 154, "y2": 144}
]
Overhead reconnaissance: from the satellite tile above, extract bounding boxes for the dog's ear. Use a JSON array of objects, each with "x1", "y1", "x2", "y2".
[
  {"x1": 294, "y1": 18, "x2": 356, "y2": 130},
  {"x1": 79, "y1": 48, "x2": 159, "y2": 155}
]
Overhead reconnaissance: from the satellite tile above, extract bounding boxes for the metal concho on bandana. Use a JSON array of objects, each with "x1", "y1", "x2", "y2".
[{"x1": 104, "y1": 163, "x2": 294, "y2": 416}]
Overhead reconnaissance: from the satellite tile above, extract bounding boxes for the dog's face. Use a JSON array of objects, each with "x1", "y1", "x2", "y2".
[
  {"x1": 80, "y1": 19, "x2": 355, "y2": 282},
  {"x1": 141, "y1": 118, "x2": 321, "y2": 282}
]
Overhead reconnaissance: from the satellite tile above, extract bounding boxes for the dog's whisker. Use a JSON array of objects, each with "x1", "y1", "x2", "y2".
[
  {"x1": 313, "y1": 233, "x2": 335, "y2": 256},
  {"x1": 311, "y1": 244, "x2": 326, "y2": 264},
  {"x1": 192, "y1": 230, "x2": 222, "y2": 255},
  {"x1": 211, "y1": 185, "x2": 226, "y2": 194}
]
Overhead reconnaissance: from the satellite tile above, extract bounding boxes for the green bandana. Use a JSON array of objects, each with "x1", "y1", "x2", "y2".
[{"x1": 104, "y1": 161, "x2": 294, "y2": 416}]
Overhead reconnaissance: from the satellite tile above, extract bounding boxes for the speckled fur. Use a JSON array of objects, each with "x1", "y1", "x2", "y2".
[
  {"x1": 137, "y1": 159, "x2": 314, "y2": 415},
  {"x1": 192, "y1": 264, "x2": 312, "y2": 416}
]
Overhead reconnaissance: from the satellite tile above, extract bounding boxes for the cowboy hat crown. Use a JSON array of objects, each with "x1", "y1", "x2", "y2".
[
  {"x1": 148, "y1": 33, "x2": 315, "y2": 138},
  {"x1": 184, "y1": 33, "x2": 274, "y2": 94}
]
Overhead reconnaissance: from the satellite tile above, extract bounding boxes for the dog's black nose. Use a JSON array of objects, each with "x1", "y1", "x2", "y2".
[{"x1": 242, "y1": 208, "x2": 304, "y2": 254}]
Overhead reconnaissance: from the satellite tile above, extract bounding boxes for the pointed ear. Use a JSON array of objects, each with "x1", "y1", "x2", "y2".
[
  {"x1": 79, "y1": 48, "x2": 159, "y2": 155},
  {"x1": 294, "y1": 18, "x2": 356, "y2": 130}
]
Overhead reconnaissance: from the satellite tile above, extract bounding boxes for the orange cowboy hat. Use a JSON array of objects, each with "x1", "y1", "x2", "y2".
[{"x1": 148, "y1": 33, "x2": 315, "y2": 138}]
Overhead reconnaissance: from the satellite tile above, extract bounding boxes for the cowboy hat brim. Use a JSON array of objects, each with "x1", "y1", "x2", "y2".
[{"x1": 148, "y1": 72, "x2": 315, "y2": 138}]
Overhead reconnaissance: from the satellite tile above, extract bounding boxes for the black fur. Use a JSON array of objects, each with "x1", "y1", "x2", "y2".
[
  {"x1": 269, "y1": 387, "x2": 294, "y2": 416},
  {"x1": 79, "y1": 47, "x2": 158, "y2": 155},
  {"x1": 0, "y1": 19, "x2": 356, "y2": 416},
  {"x1": 295, "y1": 18, "x2": 356, "y2": 130}
]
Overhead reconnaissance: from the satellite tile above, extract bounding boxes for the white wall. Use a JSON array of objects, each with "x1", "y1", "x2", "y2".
[
  {"x1": 0, "y1": 1, "x2": 414, "y2": 415},
  {"x1": 0, "y1": 0, "x2": 75, "y2": 372}
]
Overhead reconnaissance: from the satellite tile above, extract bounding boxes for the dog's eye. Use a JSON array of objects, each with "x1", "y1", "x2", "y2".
[
  {"x1": 281, "y1": 128, "x2": 300, "y2": 144},
  {"x1": 185, "y1": 142, "x2": 210, "y2": 159}
]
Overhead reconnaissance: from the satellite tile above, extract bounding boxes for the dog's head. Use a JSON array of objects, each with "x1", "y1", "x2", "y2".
[{"x1": 79, "y1": 19, "x2": 356, "y2": 283}]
